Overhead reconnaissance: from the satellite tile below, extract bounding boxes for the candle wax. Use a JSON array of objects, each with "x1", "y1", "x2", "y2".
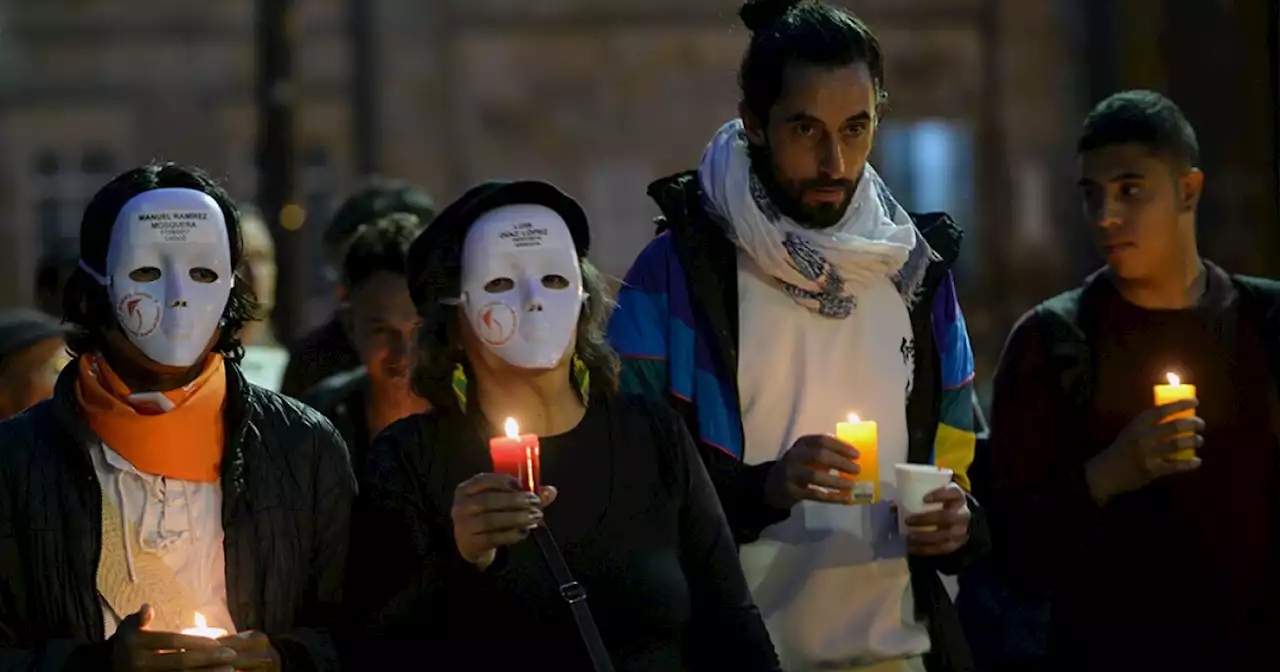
[
  {"x1": 835, "y1": 418, "x2": 878, "y2": 505},
  {"x1": 490, "y1": 433, "x2": 541, "y2": 492},
  {"x1": 1154, "y1": 380, "x2": 1197, "y2": 461}
]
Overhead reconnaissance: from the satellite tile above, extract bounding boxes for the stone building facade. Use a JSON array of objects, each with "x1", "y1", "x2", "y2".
[{"x1": 14, "y1": 0, "x2": 1262, "y2": 392}]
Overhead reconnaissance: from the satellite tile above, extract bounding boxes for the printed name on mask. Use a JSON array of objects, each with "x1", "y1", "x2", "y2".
[
  {"x1": 134, "y1": 211, "x2": 216, "y2": 244},
  {"x1": 498, "y1": 222, "x2": 549, "y2": 249}
]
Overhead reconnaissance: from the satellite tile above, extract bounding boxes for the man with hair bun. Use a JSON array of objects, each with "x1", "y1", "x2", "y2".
[{"x1": 609, "y1": 1, "x2": 987, "y2": 670}]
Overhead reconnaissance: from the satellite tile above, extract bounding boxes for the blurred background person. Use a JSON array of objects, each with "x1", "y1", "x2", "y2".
[
  {"x1": 280, "y1": 176, "x2": 436, "y2": 397},
  {"x1": 0, "y1": 308, "x2": 70, "y2": 419},
  {"x1": 236, "y1": 204, "x2": 290, "y2": 391},
  {"x1": 302, "y1": 211, "x2": 430, "y2": 474}
]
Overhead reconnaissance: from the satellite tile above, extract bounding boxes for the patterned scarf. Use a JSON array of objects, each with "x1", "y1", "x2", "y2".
[{"x1": 698, "y1": 119, "x2": 936, "y2": 318}]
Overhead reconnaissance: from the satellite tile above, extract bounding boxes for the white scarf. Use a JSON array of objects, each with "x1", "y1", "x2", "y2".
[{"x1": 699, "y1": 119, "x2": 934, "y2": 318}]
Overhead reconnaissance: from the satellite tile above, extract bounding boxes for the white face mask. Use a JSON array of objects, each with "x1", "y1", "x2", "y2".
[
  {"x1": 84, "y1": 188, "x2": 235, "y2": 368},
  {"x1": 455, "y1": 204, "x2": 585, "y2": 370}
]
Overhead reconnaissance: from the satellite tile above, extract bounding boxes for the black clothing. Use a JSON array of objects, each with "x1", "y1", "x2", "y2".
[
  {"x1": 0, "y1": 361, "x2": 357, "y2": 671},
  {"x1": 282, "y1": 317, "x2": 360, "y2": 398},
  {"x1": 301, "y1": 367, "x2": 372, "y2": 476},
  {"x1": 641, "y1": 172, "x2": 988, "y2": 672},
  {"x1": 988, "y1": 264, "x2": 1280, "y2": 671},
  {"x1": 345, "y1": 395, "x2": 780, "y2": 671}
]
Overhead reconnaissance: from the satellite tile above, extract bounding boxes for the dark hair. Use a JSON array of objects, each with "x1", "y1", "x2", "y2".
[
  {"x1": 62, "y1": 161, "x2": 260, "y2": 361},
  {"x1": 410, "y1": 259, "x2": 619, "y2": 415},
  {"x1": 342, "y1": 212, "x2": 425, "y2": 289},
  {"x1": 738, "y1": 0, "x2": 887, "y2": 122},
  {"x1": 1078, "y1": 90, "x2": 1199, "y2": 167},
  {"x1": 325, "y1": 176, "x2": 436, "y2": 256}
]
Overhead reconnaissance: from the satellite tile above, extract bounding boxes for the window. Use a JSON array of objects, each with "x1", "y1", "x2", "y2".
[
  {"x1": 32, "y1": 149, "x2": 115, "y2": 257},
  {"x1": 872, "y1": 120, "x2": 976, "y2": 277}
]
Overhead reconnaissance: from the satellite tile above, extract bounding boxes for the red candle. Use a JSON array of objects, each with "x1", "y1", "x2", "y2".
[{"x1": 489, "y1": 418, "x2": 540, "y2": 492}]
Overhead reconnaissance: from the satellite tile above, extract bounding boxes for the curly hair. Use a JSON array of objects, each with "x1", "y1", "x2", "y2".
[
  {"x1": 324, "y1": 176, "x2": 437, "y2": 262},
  {"x1": 410, "y1": 258, "x2": 619, "y2": 414},
  {"x1": 62, "y1": 161, "x2": 260, "y2": 362},
  {"x1": 342, "y1": 212, "x2": 426, "y2": 289}
]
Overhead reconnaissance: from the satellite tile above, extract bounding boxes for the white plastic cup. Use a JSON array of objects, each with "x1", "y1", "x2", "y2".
[{"x1": 894, "y1": 463, "x2": 954, "y2": 535}]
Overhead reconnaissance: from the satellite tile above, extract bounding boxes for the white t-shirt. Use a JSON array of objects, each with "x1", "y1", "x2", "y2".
[{"x1": 736, "y1": 252, "x2": 928, "y2": 671}]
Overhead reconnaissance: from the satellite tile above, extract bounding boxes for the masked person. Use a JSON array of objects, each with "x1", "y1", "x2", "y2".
[
  {"x1": 607, "y1": 2, "x2": 988, "y2": 670},
  {"x1": 986, "y1": 91, "x2": 1280, "y2": 672},
  {"x1": 303, "y1": 212, "x2": 431, "y2": 475},
  {"x1": 281, "y1": 177, "x2": 436, "y2": 398},
  {"x1": 0, "y1": 162, "x2": 356, "y2": 671},
  {"x1": 344, "y1": 180, "x2": 781, "y2": 671}
]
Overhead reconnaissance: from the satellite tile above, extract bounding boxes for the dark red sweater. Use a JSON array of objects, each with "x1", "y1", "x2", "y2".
[{"x1": 987, "y1": 265, "x2": 1279, "y2": 671}]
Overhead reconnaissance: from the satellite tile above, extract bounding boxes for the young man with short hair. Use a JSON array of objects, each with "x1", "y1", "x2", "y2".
[{"x1": 987, "y1": 90, "x2": 1280, "y2": 671}]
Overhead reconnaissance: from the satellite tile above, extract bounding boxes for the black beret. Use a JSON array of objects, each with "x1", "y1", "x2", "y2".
[{"x1": 406, "y1": 180, "x2": 590, "y2": 307}]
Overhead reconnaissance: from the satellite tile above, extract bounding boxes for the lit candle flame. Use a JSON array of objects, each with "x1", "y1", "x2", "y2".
[
  {"x1": 504, "y1": 418, "x2": 519, "y2": 440},
  {"x1": 1166, "y1": 372, "x2": 1180, "y2": 386},
  {"x1": 193, "y1": 612, "x2": 208, "y2": 629},
  {"x1": 848, "y1": 413, "x2": 861, "y2": 423}
]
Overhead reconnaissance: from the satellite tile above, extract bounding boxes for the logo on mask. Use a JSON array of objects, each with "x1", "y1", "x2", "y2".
[
  {"x1": 475, "y1": 302, "x2": 517, "y2": 346},
  {"x1": 116, "y1": 291, "x2": 162, "y2": 338}
]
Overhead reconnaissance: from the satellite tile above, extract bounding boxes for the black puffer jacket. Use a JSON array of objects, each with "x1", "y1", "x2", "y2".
[{"x1": 0, "y1": 360, "x2": 356, "y2": 671}]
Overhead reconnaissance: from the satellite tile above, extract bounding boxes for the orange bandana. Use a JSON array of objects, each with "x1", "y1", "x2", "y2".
[{"x1": 75, "y1": 353, "x2": 226, "y2": 482}]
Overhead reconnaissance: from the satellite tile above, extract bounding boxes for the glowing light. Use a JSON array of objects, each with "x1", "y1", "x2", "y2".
[
  {"x1": 504, "y1": 418, "x2": 519, "y2": 440},
  {"x1": 279, "y1": 204, "x2": 307, "y2": 231}
]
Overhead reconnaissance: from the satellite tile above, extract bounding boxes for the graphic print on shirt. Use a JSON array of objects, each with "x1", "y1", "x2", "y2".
[{"x1": 901, "y1": 335, "x2": 916, "y2": 400}]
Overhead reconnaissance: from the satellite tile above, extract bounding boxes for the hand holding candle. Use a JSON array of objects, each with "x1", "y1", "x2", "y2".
[
  {"x1": 450, "y1": 419, "x2": 554, "y2": 570},
  {"x1": 107, "y1": 605, "x2": 237, "y2": 669},
  {"x1": 1083, "y1": 378, "x2": 1203, "y2": 505},
  {"x1": 765, "y1": 433, "x2": 862, "y2": 508},
  {"x1": 181, "y1": 612, "x2": 228, "y2": 639},
  {"x1": 1154, "y1": 372, "x2": 1198, "y2": 461}
]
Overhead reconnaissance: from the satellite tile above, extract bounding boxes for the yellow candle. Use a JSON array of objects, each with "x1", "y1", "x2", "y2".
[
  {"x1": 181, "y1": 612, "x2": 228, "y2": 639},
  {"x1": 836, "y1": 413, "x2": 878, "y2": 504},
  {"x1": 1153, "y1": 372, "x2": 1197, "y2": 460}
]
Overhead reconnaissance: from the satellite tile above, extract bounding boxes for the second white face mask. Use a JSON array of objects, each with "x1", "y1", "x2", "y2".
[
  {"x1": 92, "y1": 188, "x2": 234, "y2": 368},
  {"x1": 457, "y1": 204, "x2": 585, "y2": 370}
]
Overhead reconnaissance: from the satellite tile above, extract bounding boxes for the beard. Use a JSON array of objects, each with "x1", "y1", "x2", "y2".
[{"x1": 747, "y1": 143, "x2": 856, "y2": 230}]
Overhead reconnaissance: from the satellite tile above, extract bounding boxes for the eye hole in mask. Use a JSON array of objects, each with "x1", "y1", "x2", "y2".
[
  {"x1": 129, "y1": 267, "x2": 162, "y2": 282},
  {"x1": 484, "y1": 278, "x2": 515, "y2": 293},
  {"x1": 541, "y1": 274, "x2": 570, "y2": 290},
  {"x1": 189, "y1": 268, "x2": 220, "y2": 283}
]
